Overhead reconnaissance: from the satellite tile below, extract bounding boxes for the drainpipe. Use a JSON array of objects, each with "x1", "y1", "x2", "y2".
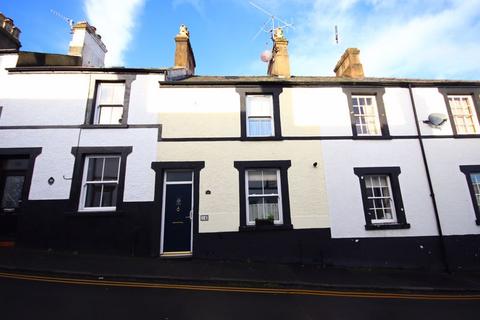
[{"x1": 408, "y1": 83, "x2": 450, "y2": 273}]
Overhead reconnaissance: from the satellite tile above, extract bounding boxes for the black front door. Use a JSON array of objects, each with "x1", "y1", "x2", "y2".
[
  {"x1": 163, "y1": 183, "x2": 193, "y2": 253},
  {"x1": 0, "y1": 157, "x2": 29, "y2": 240}
]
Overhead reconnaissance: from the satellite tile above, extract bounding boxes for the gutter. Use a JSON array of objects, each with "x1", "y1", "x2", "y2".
[{"x1": 408, "y1": 84, "x2": 450, "y2": 273}]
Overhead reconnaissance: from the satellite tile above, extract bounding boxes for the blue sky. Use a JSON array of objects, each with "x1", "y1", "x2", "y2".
[{"x1": 3, "y1": 0, "x2": 480, "y2": 79}]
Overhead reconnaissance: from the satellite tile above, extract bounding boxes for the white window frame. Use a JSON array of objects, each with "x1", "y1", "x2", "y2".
[
  {"x1": 93, "y1": 82, "x2": 125, "y2": 125},
  {"x1": 245, "y1": 169, "x2": 283, "y2": 225},
  {"x1": 246, "y1": 94, "x2": 275, "y2": 137},
  {"x1": 470, "y1": 173, "x2": 480, "y2": 212},
  {"x1": 351, "y1": 95, "x2": 382, "y2": 136},
  {"x1": 364, "y1": 174, "x2": 397, "y2": 224},
  {"x1": 447, "y1": 95, "x2": 480, "y2": 134},
  {"x1": 78, "y1": 155, "x2": 121, "y2": 212}
]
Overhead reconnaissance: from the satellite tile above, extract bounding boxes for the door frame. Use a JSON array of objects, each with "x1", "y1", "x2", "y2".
[
  {"x1": 0, "y1": 148, "x2": 41, "y2": 241},
  {"x1": 160, "y1": 171, "x2": 194, "y2": 256},
  {"x1": 151, "y1": 161, "x2": 205, "y2": 257}
]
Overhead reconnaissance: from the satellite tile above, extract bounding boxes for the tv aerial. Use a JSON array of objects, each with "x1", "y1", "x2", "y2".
[
  {"x1": 50, "y1": 9, "x2": 75, "y2": 32},
  {"x1": 249, "y1": 2, "x2": 294, "y2": 62}
]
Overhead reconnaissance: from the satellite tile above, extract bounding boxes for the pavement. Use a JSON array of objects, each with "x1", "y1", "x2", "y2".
[{"x1": 0, "y1": 247, "x2": 479, "y2": 294}]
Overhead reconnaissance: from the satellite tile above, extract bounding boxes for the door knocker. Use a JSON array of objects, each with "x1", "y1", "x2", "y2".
[{"x1": 176, "y1": 197, "x2": 182, "y2": 213}]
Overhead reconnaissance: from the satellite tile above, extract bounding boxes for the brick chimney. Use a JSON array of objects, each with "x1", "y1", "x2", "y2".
[
  {"x1": 0, "y1": 12, "x2": 21, "y2": 50},
  {"x1": 267, "y1": 27, "x2": 290, "y2": 78},
  {"x1": 68, "y1": 21, "x2": 107, "y2": 67},
  {"x1": 334, "y1": 48, "x2": 364, "y2": 79},
  {"x1": 174, "y1": 24, "x2": 196, "y2": 75}
]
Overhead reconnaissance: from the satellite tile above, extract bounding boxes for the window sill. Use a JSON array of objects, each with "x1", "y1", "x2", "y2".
[
  {"x1": 239, "y1": 224, "x2": 293, "y2": 232},
  {"x1": 452, "y1": 134, "x2": 480, "y2": 139},
  {"x1": 241, "y1": 136, "x2": 283, "y2": 141},
  {"x1": 365, "y1": 223, "x2": 410, "y2": 230},
  {"x1": 81, "y1": 124, "x2": 128, "y2": 129},
  {"x1": 65, "y1": 211, "x2": 125, "y2": 217},
  {"x1": 353, "y1": 135, "x2": 392, "y2": 140}
]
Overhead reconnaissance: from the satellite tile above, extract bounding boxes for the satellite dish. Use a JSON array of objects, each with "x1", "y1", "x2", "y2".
[
  {"x1": 424, "y1": 113, "x2": 448, "y2": 126},
  {"x1": 260, "y1": 50, "x2": 272, "y2": 62}
]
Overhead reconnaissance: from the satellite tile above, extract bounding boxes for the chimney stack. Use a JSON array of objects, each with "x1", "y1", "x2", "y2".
[
  {"x1": 174, "y1": 24, "x2": 196, "y2": 75},
  {"x1": 267, "y1": 27, "x2": 290, "y2": 78},
  {"x1": 0, "y1": 12, "x2": 21, "y2": 50},
  {"x1": 334, "y1": 48, "x2": 364, "y2": 79},
  {"x1": 68, "y1": 21, "x2": 107, "y2": 67}
]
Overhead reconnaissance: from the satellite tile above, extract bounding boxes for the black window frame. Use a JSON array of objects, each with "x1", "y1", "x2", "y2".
[
  {"x1": 438, "y1": 87, "x2": 480, "y2": 137},
  {"x1": 353, "y1": 167, "x2": 410, "y2": 230},
  {"x1": 234, "y1": 160, "x2": 292, "y2": 231},
  {"x1": 459, "y1": 165, "x2": 480, "y2": 225},
  {"x1": 343, "y1": 87, "x2": 390, "y2": 138},
  {"x1": 68, "y1": 146, "x2": 132, "y2": 214},
  {"x1": 84, "y1": 77, "x2": 135, "y2": 127},
  {"x1": 236, "y1": 86, "x2": 283, "y2": 141}
]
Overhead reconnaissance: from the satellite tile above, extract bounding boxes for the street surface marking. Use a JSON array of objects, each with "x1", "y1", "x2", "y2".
[{"x1": 0, "y1": 271, "x2": 479, "y2": 301}]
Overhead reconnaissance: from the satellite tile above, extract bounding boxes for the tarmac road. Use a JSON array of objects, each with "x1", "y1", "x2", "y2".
[{"x1": 0, "y1": 272, "x2": 479, "y2": 320}]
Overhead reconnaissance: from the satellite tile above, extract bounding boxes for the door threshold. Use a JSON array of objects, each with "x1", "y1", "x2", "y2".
[{"x1": 160, "y1": 251, "x2": 192, "y2": 258}]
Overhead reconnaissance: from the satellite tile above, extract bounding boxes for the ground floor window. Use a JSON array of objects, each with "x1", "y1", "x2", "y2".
[
  {"x1": 246, "y1": 169, "x2": 282, "y2": 225},
  {"x1": 460, "y1": 165, "x2": 480, "y2": 225},
  {"x1": 234, "y1": 160, "x2": 292, "y2": 230},
  {"x1": 69, "y1": 146, "x2": 132, "y2": 213},
  {"x1": 354, "y1": 167, "x2": 410, "y2": 230},
  {"x1": 79, "y1": 155, "x2": 121, "y2": 211}
]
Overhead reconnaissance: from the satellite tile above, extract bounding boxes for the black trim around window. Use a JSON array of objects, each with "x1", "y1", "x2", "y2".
[
  {"x1": 84, "y1": 77, "x2": 136, "y2": 126},
  {"x1": 353, "y1": 167, "x2": 410, "y2": 230},
  {"x1": 438, "y1": 88, "x2": 480, "y2": 136},
  {"x1": 236, "y1": 87, "x2": 283, "y2": 141},
  {"x1": 459, "y1": 165, "x2": 480, "y2": 225},
  {"x1": 151, "y1": 161, "x2": 205, "y2": 257},
  {"x1": 343, "y1": 87, "x2": 390, "y2": 138},
  {"x1": 0, "y1": 148, "x2": 42, "y2": 214},
  {"x1": 68, "y1": 146, "x2": 132, "y2": 213},
  {"x1": 234, "y1": 160, "x2": 292, "y2": 231}
]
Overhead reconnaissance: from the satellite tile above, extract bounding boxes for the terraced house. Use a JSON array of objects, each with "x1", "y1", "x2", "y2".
[{"x1": 0, "y1": 14, "x2": 479, "y2": 270}]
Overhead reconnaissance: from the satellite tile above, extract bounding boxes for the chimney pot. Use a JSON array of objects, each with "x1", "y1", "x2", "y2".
[
  {"x1": 334, "y1": 48, "x2": 364, "y2": 79},
  {"x1": 267, "y1": 27, "x2": 290, "y2": 78},
  {"x1": 3, "y1": 18, "x2": 13, "y2": 32}
]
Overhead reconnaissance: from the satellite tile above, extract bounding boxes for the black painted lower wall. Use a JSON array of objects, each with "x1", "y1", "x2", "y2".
[{"x1": 3, "y1": 200, "x2": 480, "y2": 271}]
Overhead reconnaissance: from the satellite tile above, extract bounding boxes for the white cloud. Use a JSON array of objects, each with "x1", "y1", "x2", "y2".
[
  {"x1": 286, "y1": 0, "x2": 480, "y2": 79},
  {"x1": 84, "y1": 0, "x2": 146, "y2": 66}
]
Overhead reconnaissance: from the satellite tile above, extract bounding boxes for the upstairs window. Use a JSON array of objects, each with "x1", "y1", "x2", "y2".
[
  {"x1": 343, "y1": 87, "x2": 390, "y2": 138},
  {"x1": 93, "y1": 82, "x2": 125, "y2": 125},
  {"x1": 246, "y1": 95, "x2": 274, "y2": 137},
  {"x1": 236, "y1": 87, "x2": 283, "y2": 140},
  {"x1": 246, "y1": 169, "x2": 282, "y2": 225},
  {"x1": 79, "y1": 155, "x2": 121, "y2": 211},
  {"x1": 447, "y1": 95, "x2": 478, "y2": 134},
  {"x1": 352, "y1": 95, "x2": 381, "y2": 136}
]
